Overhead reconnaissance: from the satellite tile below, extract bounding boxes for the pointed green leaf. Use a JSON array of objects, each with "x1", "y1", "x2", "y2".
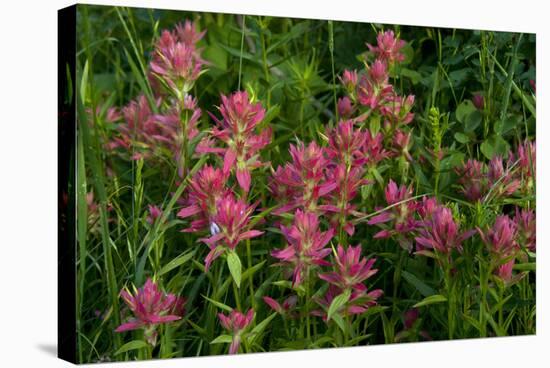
[
  {"x1": 413, "y1": 294, "x2": 447, "y2": 308},
  {"x1": 115, "y1": 340, "x2": 149, "y2": 356},
  {"x1": 227, "y1": 251, "x2": 242, "y2": 288},
  {"x1": 327, "y1": 289, "x2": 351, "y2": 321}
]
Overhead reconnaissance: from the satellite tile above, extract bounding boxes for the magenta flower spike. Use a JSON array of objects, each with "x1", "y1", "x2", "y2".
[
  {"x1": 320, "y1": 164, "x2": 367, "y2": 235},
  {"x1": 149, "y1": 21, "x2": 205, "y2": 95},
  {"x1": 514, "y1": 207, "x2": 536, "y2": 252},
  {"x1": 368, "y1": 180, "x2": 419, "y2": 251},
  {"x1": 456, "y1": 159, "x2": 487, "y2": 202},
  {"x1": 326, "y1": 120, "x2": 367, "y2": 166},
  {"x1": 478, "y1": 215, "x2": 518, "y2": 260},
  {"x1": 337, "y1": 97, "x2": 354, "y2": 118},
  {"x1": 272, "y1": 141, "x2": 336, "y2": 214},
  {"x1": 271, "y1": 209, "x2": 334, "y2": 286},
  {"x1": 199, "y1": 194, "x2": 263, "y2": 270},
  {"x1": 357, "y1": 61, "x2": 393, "y2": 109},
  {"x1": 218, "y1": 309, "x2": 255, "y2": 354},
  {"x1": 415, "y1": 206, "x2": 475, "y2": 254},
  {"x1": 263, "y1": 295, "x2": 298, "y2": 317},
  {"x1": 472, "y1": 94, "x2": 485, "y2": 110},
  {"x1": 109, "y1": 95, "x2": 161, "y2": 159},
  {"x1": 367, "y1": 30, "x2": 406, "y2": 64},
  {"x1": 116, "y1": 278, "x2": 184, "y2": 346},
  {"x1": 146, "y1": 204, "x2": 163, "y2": 225},
  {"x1": 314, "y1": 285, "x2": 383, "y2": 321},
  {"x1": 319, "y1": 244, "x2": 378, "y2": 293},
  {"x1": 207, "y1": 91, "x2": 271, "y2": 192},
  {"x1": 487, "y1": 156, "x2": 521, "y2": 198},
  {"x1": 177, "y1": 165, "x2": 230, "y2": 233}
]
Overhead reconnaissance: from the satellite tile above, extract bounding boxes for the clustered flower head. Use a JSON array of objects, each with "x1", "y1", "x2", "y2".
[
  {"x1": 367, "y1": 30, "x2": 406, "y2": 64},
  {"x1": 263, "y1": 295, "x2": 298, "y2": 318},
  {"x1": 338, "y1": 30, "x2": 414, "y2": 163},
  {"x1": 415, "y1": 206, "x2": 475, "y2": 255},
  {"x1": 116, "y1": 278, "x2": 185, "y2": 346},
  {"x1": 456, "y1": 140, "x2": 535, "y2": 202},
  {"x1": 271, "y1": 141, "x2": 336, "y2": 214},
  {"x1": 368, "y1": 180, "x2": 419, "y2": 251},
  {"x1": 149, "y1": 20, "x2": 206, "y2": 97},
  {"x1": 271, "y1": 209, "x2": 335, "y2": 286},
  {"x1": 202, "y1": 91, "x2": 272, "y2": 192},
  {"x1": 177, "y1": 165, "x2": 230, "y2": 233},
  {"x1": 200, "y1": 194, "x2": 263, "y2": 270},
  {"x1": 218, "y1": 309, "x2": 254, "y2": 354},
  {"x1": 478, "y1": 215, "x2": 520, "y2": 283}
]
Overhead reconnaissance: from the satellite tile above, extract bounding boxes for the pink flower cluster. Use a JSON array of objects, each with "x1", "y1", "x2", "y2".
[
  {"x1": 218, "y1": 309, "x2": 254, "y2": 354},
  {"x1": 457, "y1": 140, "x2": 535, "y2": 202},
  {"x1": 116, "y1": 278, "x2": 185, "y2": 346},
  {"x1": 201, "y1": 91, "x2": 272, "y2": 192},
  {"x1": 315, "y1": 245, "x2": 383, "y2": 320},
  {"x1": 149, "y1": 20, "x2": 206, "y2": 96},
  {"x1": 478, "y1": 208, "x2": 536, "y2": 283},
  {"x1": 178, "y1": 92, "x2": 270, "y2": 269}
]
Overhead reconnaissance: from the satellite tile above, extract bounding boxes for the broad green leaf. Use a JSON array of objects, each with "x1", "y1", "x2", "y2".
[
  {"x1": 456, "y1": 100, "x2": 476, "y2": 124},
  {"x1": 331, "y1": 313, "x2": 347, "y2": 334},
  {"x1": 158, "y1": 250, "x2": 195, "y2": 276},
  {"x1": 115, "y1": 340, "x2": 149, "y2": 356},
  {"x1": 413, "y1": 294, "x2": 447, "y2": 308},
  {"x1": 227, "y1": 251, "x2": 242, "y2": 288},
  {"x1": 464, "y1": 110, "x2": 482, "y2": 132},
  {"x1": 480, "y1": 135, "x2": 510, "y2": 159},
  {"x1": 210, "y1": 335, "x2": 233, "y2": 344},
  {"x1": 454, "y1": 132, "x2": 470, "y2": 144},
  {"x1": 327, "y1": 289, "x2": 351, "y2": 321}
]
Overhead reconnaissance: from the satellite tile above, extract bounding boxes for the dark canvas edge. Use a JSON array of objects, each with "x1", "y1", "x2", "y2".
[{"x1": 58, "y1": 4, "x2": 77, "y2": 364}]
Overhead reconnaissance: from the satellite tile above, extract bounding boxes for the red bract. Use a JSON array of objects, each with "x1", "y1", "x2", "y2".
[
  {"x1": 146, "y1": 204, "x2": 162, "y2": 225},
  {"x1": 337, "y1": 97, "x2": 354, "y2": 118},
  {"x1": 314, "y1": 285, "x2": 383, "y2": 321},
  {"x1": 110, "y1": 95, "x2": 161, "y2": 159},
  {"x1": 271, "y1": 210, "x2": 334, "y2": 286},
  {"x1": 218, "y1": 309, "x2": 255, "y2": 354},
  {"x1": 415, "y1": 206, "x2": 474, "y2": 254},
  {"x1": 510, "y1": 140, "x2": 535, "y2": 194},
  {"x1": 340, "y1": 69, "x2": 358, "y2": 93},
  {"x1": 116, "y1": 278, "x2": 184, "y2": 345},
  {"x1": 177, "y1": 165, "x2": 230, "y2": 233},
  {"x1": 272, "y1": 142, "x2": 336, "y2": 214},
  {"x1": 362, "y1": 130, "x2": 390, "y2": 167},
  {"x1": 149, "y1": 21, "x2": 205, "y2": 95},
  {"x1": 319, "y1": 244, "x2": 378, "y2": 292},
  {"x1": 456, "y1": 159, "x2": 487, "y2": 202},
  {"x1": 478, "y1": 215, "x2": 518, "y2": 259},
  {"x1": 153, "y1": 95, "x2": 202, "y2": 175},
  {"x1": 367, "y1": 30, "x2": 406, "y2": 64},
  {"x1": 380, "y1": 94, "x2": 415, "y2": 127},
  {"x1": 320, "y1": 165, "x2": 366, "y2": 236},
  {"x1": 472, "y1": 94, "x2": 485, "y2": 110},
  {"x1": 368, "y1": 180, "x2": 418, "y2": 251},
  {"x1": 514, "y1": 207, "x2": 535, "y2": 252},
  {"x1": 207, "y1": 91, "x2": 271, "y2": 192},
  {"x1": 487, "y1": 156, "x2": 521, "y2": 198},
  {"x1": 326, "y1": 120, "x2": 367, "y2": 166},
  {"x1": 356, "y1": 60, "x2": 393, "y2": 109},
  {"x1": 263, "y1": 295, "x2": 298, "y2": 317},
  {"x1": 200, "y1": 194, "x2": 263, "y2": 270}
]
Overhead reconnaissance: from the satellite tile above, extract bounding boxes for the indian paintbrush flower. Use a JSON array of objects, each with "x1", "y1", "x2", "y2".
[
  {"x1": 218, "y1": 309, "x2": 255, "y2": 354},
  {"x1": 367, "y1": 30, "x2": 406, "y2": 64},
  {"x1": 271, "y1": 209, "x2": 334, "y2": 286},
  {"x1": 177, "y1": 165, "x2": 230, "y2": 233},
  {"x1": 206, "y1": 91, "x2": 271, "y2": 192},
  {"x1": 199, "y1": 194, "x2": 263, "y2": 270},
  {"x1": 116, "y1": 278, "x2": 185, "y2": 346}
]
